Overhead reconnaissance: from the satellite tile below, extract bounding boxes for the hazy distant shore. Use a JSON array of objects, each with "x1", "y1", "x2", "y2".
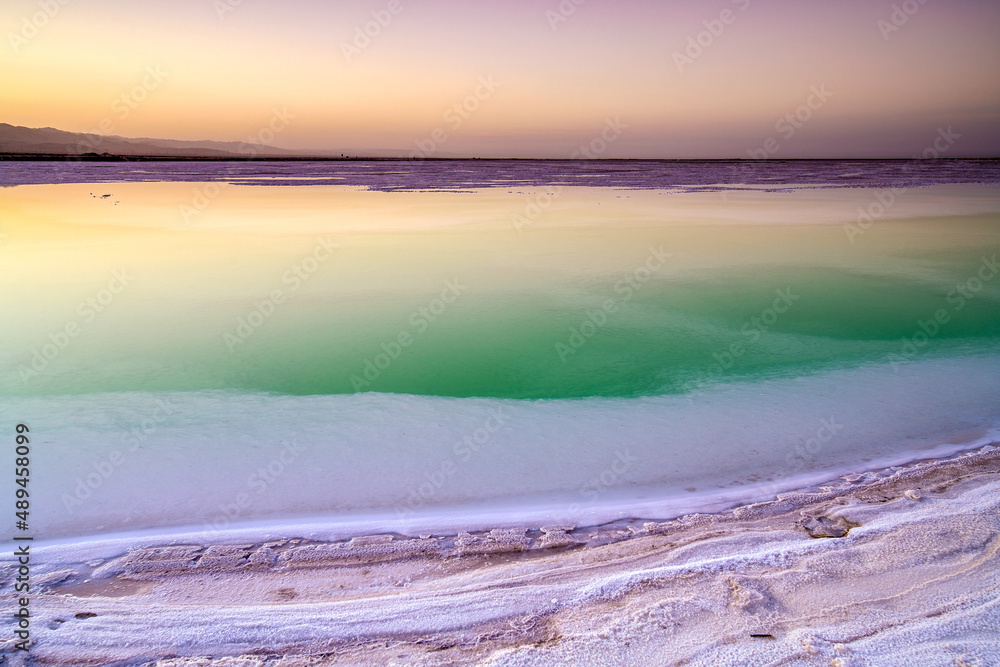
[
  {"x1": 5, "y1": 153, "x2": 998, "y2": 160},
  {"x1": 0, "y1": 152, "x2": 357, "y2": 161}
]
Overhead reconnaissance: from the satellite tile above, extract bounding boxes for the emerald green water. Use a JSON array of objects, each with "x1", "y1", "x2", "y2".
[
  {"x1": 2, "y1": 185, "x2": 999, "y2": 399},
  {"x1": 212, "y1": 268, "x2": 997, "y2": 399},
  {"x1": 3, "y1": 181, "x2": 1000, "y2": 540}
]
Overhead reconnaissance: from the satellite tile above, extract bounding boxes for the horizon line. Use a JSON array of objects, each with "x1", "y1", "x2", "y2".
[{"x1": 3, "y1": 153, "x2": 999, "y2": 163}]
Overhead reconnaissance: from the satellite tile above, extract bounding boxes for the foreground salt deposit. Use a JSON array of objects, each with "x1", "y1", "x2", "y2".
[{"x1": 3, "y1": 444, "x2": 997, "y2": 666}]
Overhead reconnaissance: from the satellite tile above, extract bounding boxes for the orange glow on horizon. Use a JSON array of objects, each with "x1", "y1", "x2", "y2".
[{"x1": 2, "y1": 0, "x2": 998, "y2": 157}]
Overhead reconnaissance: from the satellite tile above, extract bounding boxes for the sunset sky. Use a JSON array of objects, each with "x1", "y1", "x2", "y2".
[{"x1": 2, "y1": 0, "x2": 999, "y2": 158}]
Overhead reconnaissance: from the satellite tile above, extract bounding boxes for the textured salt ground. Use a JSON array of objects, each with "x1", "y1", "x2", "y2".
[{"x1": 2, "y1": 447, "x2": 999, "y2": 666}]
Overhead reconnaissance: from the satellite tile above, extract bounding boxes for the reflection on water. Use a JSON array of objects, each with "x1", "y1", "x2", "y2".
[
  {"x1": 1, "y1": 177, "x2": 999, "y2": 538},
  {"x1": 2, "y1": 182, "x2": 999, "y2": 398}
]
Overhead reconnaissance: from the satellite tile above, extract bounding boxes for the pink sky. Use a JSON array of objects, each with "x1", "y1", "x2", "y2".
[{"x1": 2, "y1": 0, "x2": 998, "y2": 157}]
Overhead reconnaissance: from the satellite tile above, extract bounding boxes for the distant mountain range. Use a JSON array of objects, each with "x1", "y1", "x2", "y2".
[{"x1": 0, "y1": 123, "x2": 427, "y2": 159}]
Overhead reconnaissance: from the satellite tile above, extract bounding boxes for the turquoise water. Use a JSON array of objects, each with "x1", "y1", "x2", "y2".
[
  {"x1": 3, "y1": 190, "x2": 998, "y2": 400},
  {"x1": 223, "y1": 264, "x2": 1000, "y2": 400},
  {"x1": 1, "y1": 179, "x2": 999, "y2": 539}
]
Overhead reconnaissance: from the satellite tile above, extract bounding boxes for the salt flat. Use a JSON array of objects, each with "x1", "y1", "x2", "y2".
[{"x1": 4, "y1": 444, "x2": 997, "y2": 666}]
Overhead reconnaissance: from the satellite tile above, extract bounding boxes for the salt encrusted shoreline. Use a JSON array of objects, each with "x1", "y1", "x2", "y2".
[{"x1": 3, "y1": 443, "x2": 999, "y2": 666}]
